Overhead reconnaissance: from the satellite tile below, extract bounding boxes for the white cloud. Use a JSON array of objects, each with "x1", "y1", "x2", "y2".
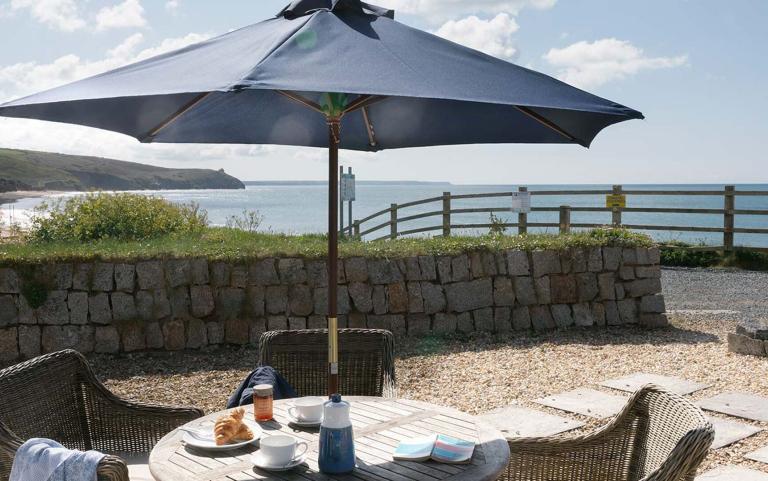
[
  {"x1": 0, "y1": 32, "x2": 210, "y2": 102},
  {"x1": 544, "y1": 38, "x2": 688, "y2": 89},
  {"x1": 165, "y1": 0, "x2": 180, "y2": 12},
  {"x1": 435, "y1": 13, "x2": 519, "y2": 59},
  {"x1": 95, "y1": 0, "x2": 147, "y2": 31},
  {"x1": 9, "y1": 0, "x2": 86, "y2": 32},
  {"x1": 0, "y1": 31, "x2": 283, "y2": 169},
  {"x1": 377, "y1": 0, "x2": 555, "y2": 22}
]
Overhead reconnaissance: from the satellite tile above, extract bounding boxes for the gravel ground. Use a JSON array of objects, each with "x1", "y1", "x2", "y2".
[
  {"x1": 87, "y1": 267, "x2": 768, "y2": 474},
  {"x1": 663, "y1": 266, "x2": 768, "y2": 320}
]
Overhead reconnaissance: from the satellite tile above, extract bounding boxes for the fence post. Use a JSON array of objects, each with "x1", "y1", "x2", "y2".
[
  {"x1": 518, "y1": 186, "x2": 528, "y2": 235},
  {"x1": 390, "y1": 204, "x2": 398, "y2": 240},
  {"x1": 442, "y1": 192, "x2": 451, "y2": 237},
  {"x1": 559, "y1": 205, "x2": 571, "y2": 234},
  {"x1": 724, "y1": 185, "x2": 735, "y2": 253},
  {"x1": 339, "y1": 165, "x2": 344, "y2": 238},
  {"x1": 612, "y1": 184, "x2": 623, "y2": 227},
  {"x1": 353, "y1": 220, "x2": 360, "y2": 239}
]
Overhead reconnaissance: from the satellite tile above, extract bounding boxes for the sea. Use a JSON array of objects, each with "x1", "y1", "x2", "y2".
[{"x1": 2, "y1": 183, "x2": 768, "y2": 247}]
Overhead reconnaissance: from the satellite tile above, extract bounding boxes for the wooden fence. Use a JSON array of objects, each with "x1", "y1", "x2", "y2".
[{"x1": 348, "y1": 185, "x2": 768, "y2": 252}]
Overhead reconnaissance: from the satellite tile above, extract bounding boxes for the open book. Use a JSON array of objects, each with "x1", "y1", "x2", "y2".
[{"x1": 393, "y1": 434, "x2": 475, "y2": 464}]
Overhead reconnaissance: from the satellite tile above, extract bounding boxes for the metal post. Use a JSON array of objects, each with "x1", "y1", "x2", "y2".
[
  {"x1": 390, "y1": 204, "x2": 398, "y2": 240},
  {"x1": 518, "y1": 186, "x2": 528, "y2": 235},
  {"x1": 442, "y1": 192, "x2": 451, "y2": 237},
  {"x1": 559, "y1": 205, "x2": 571, "y2": 234},
  {"x1": 339, "y1": 165, "x2": 344, "y2": 238},
  {"x1": 348, "y1": 167, "x2": 353, "y2": 237},
  {"x1": 612, "y1": 185, "x2": 623, "y2": 227},
  {"x1": 353, "y1": 220, "x2": 360, "y2": 239},
  {"x1": 724, "y1": 185, "x2": 735, "y2": 253},
  {"x1": 327, "y1": 119, "x2": 340, "y2": 397}
]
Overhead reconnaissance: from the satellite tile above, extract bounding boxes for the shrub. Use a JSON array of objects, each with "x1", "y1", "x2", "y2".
[
  {"x1": 29, "y1": 192, "x2": 208, "y2": 242},
  {"x1": 225, "y1": 209, "x2": 264, "y2": 232},
  {"x1": 488, "y1": 212, "x2": 507, "y2": 236}
]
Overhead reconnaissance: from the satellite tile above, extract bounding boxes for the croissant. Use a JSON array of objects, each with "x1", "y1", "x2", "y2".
[{"x1": 214, "y1": 407, "x2": 254, "y2": 445}]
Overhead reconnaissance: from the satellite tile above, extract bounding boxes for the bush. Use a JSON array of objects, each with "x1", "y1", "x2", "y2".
[
  {"x1": 225, "y1": 209, "x2": 264, "y2": 232},
  {"x1": 29, "y1": 192, "x2": 208, "y2": 242}
]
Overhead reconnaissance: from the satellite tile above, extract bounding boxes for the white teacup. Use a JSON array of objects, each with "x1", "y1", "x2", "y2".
[
  {"x1": 288, "y1": 397, "x2": 324, "y2": 423},
  {"x1": 258, "y1": 435, "x2": 308, "y2": 466}
]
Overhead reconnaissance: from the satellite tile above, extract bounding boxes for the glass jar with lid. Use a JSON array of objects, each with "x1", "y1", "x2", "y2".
[{"x1": 253, "y1": 384, "x2": 273, "y2": 421}]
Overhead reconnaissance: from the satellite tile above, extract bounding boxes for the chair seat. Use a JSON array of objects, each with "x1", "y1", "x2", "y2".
[{"x1": 114, "y1": 453, "x2": 153, "y2": 481}]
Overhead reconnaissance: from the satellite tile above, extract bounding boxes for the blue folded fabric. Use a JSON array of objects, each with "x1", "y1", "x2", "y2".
[
  {"x1": 226, "y1": 365, "x2": 298, "y2": 409},
  {"x1": 10, "y1": 438, "x2": 104, "y2": 481}
]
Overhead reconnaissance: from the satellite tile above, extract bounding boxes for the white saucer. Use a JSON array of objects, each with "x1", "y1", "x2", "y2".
[
  {"x1": 251, "y1": 451, "x2": 308, "y2": 471},
  {"x1": 181, "y1": 421, "x2": 262, "y2": 451},
  {"x1": 287, "y1": 414, "x2": 322, "y2": 427}
]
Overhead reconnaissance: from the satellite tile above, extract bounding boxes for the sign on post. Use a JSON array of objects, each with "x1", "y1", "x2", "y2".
[
  {"x1": 341, "y1": 173, "x2": 356, "y2": 202},
  {"x1": 605, "y1": 194, "x2": 627, "y2": 208},
  {"x1": 510, "y1": 191, "x2": 531, "y2": 213}
]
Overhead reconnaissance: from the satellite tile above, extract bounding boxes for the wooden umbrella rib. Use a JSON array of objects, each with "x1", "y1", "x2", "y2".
[
  {"x1": 344, "y1": 95, "x2": 387, "y2": 114},
  {"x1": 515, "y1": 105, "x2": 579, "y2": 143},
  {"x1": 276, "y1": 90, "x2": 325, "y2": 115},
  {"x1": 362, "y1": 106, "x2": 377, "y2": 147},
  {"x1": 141, "y1": 92, "x2": 212, "y2": 142}
]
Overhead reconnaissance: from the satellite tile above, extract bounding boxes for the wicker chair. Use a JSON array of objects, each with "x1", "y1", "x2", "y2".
[
  {"x1": 0, "y1": 350, "x2": 204, "y2": 481},
  {"x1": 258, "y1": 329, "x2": 396, "y2": 397},
  {"x1": 501, "y1": 385, "x2": 714, "y2": 481}
]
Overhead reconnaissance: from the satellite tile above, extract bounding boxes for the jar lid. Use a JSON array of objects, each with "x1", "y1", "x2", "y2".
[{"x1": 253, "y1": 384, "x2": 273, "y2": 396}]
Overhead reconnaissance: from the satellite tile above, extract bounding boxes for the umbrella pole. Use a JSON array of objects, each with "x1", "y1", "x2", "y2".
[{"x1": 327, "y1": 118, "x2": 340, "y2": 396}]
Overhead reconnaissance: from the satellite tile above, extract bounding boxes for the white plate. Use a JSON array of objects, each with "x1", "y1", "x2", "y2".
[
  {"x1": 182, "y1": 420, "x2": 262, "y2": 451},
  {"x1": 287, "y1": 414, "x2": 322, "y2": 428},
  {"x1": 251, "y1": 451, "x2": 308, "y2": 471}
]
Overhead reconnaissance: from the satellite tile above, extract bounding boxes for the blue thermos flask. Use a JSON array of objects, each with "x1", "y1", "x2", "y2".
[{"x1": 318, "y1": 394, "x2": 356, "y2": 474}]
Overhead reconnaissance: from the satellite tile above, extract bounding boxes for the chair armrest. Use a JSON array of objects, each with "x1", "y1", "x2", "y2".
[
  {"x1": 504, "y1": 431, "x2": 635, "y2": 481},
  {"x1": 85, "y1": 389, "x2": 204, "y2": 454},
  {"x1": 97, "y1": 455, "x2": 129, "y2": 481}
]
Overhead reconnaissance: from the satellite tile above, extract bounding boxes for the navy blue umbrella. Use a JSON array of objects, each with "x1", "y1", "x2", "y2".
[{"x1": 0, "y1": 0, "x2": 643, "y2": 394}]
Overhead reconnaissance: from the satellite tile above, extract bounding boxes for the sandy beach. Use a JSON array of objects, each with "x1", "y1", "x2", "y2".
[{"x1": 0, "y1": 190, "x2": 60, "y2": 204}]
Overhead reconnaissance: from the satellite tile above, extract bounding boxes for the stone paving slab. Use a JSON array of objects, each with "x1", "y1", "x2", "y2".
[
  {"x1": 708, "y1": 416, "x2": 763, "y2": 449},
  {"x1": 477, "y1": 405, "x2": 585, "y2": 438},
  {"x1": 747, "y1": 446, "x2": 768, "y2": 464},
  {"x1": 696, "y1": 466, "x2": 768, "y2": 481},
  {"x1": 600, "y1": 372, "x2": 710, "y2": 396},
  {"x1": 698, "y1": 392, "x2": 768, "y2": 422},
  {"x1": 534, "y1": 388, "x2": 627, "y2": 419}
]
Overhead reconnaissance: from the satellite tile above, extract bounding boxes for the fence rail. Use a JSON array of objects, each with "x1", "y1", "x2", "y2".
[{"x1": 348, "y1": 185, "x2": 768, "y2": 252}]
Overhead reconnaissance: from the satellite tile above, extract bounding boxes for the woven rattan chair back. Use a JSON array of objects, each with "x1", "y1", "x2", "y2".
[
  {"x1": 626, "y1": 386, "x2": 714, "y2": 481},
  {"x1": 258, "y1": 329, "x2": 396, "y2": 397},
  {"x1": 0, "y1": 350, "x2": 94, "y2": 452},
  {"x1": 503, "y1": 385, "x2": 714, "y2": 481}
]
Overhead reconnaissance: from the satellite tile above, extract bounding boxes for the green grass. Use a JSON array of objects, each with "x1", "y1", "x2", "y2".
[
  {"x1": 0, "y1": 227, "x2": 652, "y2": 266},
  {"x1": 660, "y1": 241, "x2": 768, "y2": 271}
]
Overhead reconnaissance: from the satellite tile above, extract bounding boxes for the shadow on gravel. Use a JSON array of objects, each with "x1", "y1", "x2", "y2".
[
  {"x1": 84, "y1": 325, "x2": 720, "y2": 379},
  {"x1": 397, "y1": 325, "x2": 721, "y2": 359},
  {"x1": 88, "y1": 347, "x2": 259, "y2": 381}
]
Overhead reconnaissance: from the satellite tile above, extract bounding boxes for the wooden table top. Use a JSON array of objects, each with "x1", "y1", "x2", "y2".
[{"x1": 149, "y1": 396, "x2": 510, "y2": 481}]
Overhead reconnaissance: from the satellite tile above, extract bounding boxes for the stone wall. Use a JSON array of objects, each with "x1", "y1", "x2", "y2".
[{"x1": 0, "y1": 246, "x2": 666, "y2": 362}]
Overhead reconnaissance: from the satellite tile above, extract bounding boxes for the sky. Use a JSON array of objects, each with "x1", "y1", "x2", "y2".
[{"x1": 0, "y1": 0, "x2": 766, "y2": 184}]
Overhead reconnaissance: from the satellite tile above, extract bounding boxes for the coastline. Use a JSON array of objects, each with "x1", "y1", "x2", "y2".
[{"x1": 0, "y1": 190, "x2": 62, "y2": 204}]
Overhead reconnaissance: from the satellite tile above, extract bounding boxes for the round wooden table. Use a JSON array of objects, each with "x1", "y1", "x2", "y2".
[{"x1": 149, "y1": 397, "x2": 510, "y2": 481}]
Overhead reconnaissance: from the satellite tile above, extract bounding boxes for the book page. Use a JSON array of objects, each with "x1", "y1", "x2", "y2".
[
  {"x1": 392, "y1": 434, "x2": 437, "y2": 462},
  {"x1": 430, "y1": 434, "x2": 475, "y2": 464}
]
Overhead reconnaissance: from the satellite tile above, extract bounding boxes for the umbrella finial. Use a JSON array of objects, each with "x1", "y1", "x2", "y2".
[{"x1": 279, "y1": 0, "x2": 394, "y2": 19}]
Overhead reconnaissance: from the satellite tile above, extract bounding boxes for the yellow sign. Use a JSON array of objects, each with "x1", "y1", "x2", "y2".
[{"x1": 606, "y1": 194, "x2": 626, "y2": 208}]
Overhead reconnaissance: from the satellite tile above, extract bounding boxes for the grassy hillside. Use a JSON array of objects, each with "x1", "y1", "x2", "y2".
[{"x1": 0, "y1": 148, "x2": 245, "y2": 191}]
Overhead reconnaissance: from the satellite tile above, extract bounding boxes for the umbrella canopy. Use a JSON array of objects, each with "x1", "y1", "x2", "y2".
[
  {"x1": 0, "y1": 0, "x2": 642, "y2": 149},
  {"x1": 0, "y1": 0, "x2": 643, "y2": 396}
]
